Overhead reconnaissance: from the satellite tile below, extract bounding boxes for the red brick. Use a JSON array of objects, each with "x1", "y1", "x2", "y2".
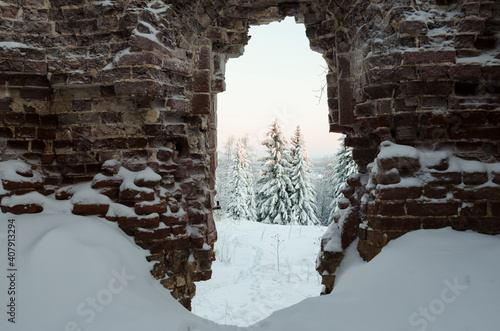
[
  {"x1": 403, "y1": 51, "x2": 456, "y2": 65},
  {"x1": 428, "y1": 172, "x2": 461, "y2": 185},
  {"x1": 163, "y1": 237, "x2": 191, "y2": 250},
  {"x1": 351, "y1": 148, "x2": 378, "y2": 168},
  {"x1": 365, "y1": 229, "x2": 389, "y2": 246},
  {"x1": 449, "y1": 96, "x2": 500, "y2": 110},
  {"x1": 100, "y1": 187, "x2": 119, "y2": 200},
  {"x1": 459, "y1": 111, "x2": 488, "y2": 125},
  {"x1": 128, "y1": 138, "x2": 147, "y2": 149},
  {"x1": 492, "y1": 203, "x2": 500, "y2": 217},
  {"x1": 460, "y1": 202, "x2": 487, "y2": 217},
  {"x1": 116, "y1": 215, "x2": 160, "y2": 234},
  {"x1": 338, "y1": 78, "x2": 355, "y2": 126},
  {"x1": 449, "y1": 127, "x2": 500, "y2": 140},
  {"x1": 7, "y1": 140, "x2": 29, "y2": 151},
  {"x1": 196, "y1": 46, "x2": 211, "y2": 70},
  {"x1": 369, "y1": 66, "x2": 416, "y2": 84},
  {"x1": 174, "y1": 159, "x2": 193, "y2": 180},
  {"x1": 161, "y1": 213, "x2": 188, "y2": 226},
  {"x1": 15, "y1": 127, "x2": 36, "y2": 138},
  {"x1": 421, "y1": 96, "x2": 447, "y2": 109},
  {"x1": 135, "y1": 200, "x2": 167, "y2": 215},
  {"x1": 377, "y1": 155, "x2": 420, "y2": 172},
  {"x1": 450, "y1": 65, "x2": 482, "y2": 80},
  {"x1": 453, "y1": 34, "x2": 476, "y2": 49},
  {"x1": 0, "y1": 127, "x2": 13, "y2": 138},
  {"x1": 418, "y1": 65, "x2": 449, "y2": 79},
  {"x1": 119, "y1": 188, "x2": 155, "y2": 202},
  {"x1": 72, "y1": 203, "x2": 109, "y2": 216},
  {"x1": 368, "y1": 202, "x2": 405, "y2": 216},
  {"x1": 421, "y1": 218, "x2": 450, "y2": 229},
  {"x1": 115, "y1": 81, "x2": 164, "y2": 96},
  {"x1": 399, "y1": 20, "x2": 427, "y2": 34},
  {"x1": 192, "y1": 70, "x2": 211, "y2": 93},
  {"x1": 191, "y1": 94, "x2": 211, "y2": 114},
  {"x1": 116, "y1": 52, "x2": 162, "y2": 66},
  {"x1": 482, "y1": 65, "x2": 500, "y2": 81},
  {"x1": 2, "y1": 179, "x2": 42, "y2": 190},
  {"x1": 370, "y1": 217, "x2": 422, "y2": 231},
  {"x1": 363, "y1": 85, "x2": 394, "y2": 101},
  {"x1": 0, "y1": 5, "x2": 19, "y2": 19},
  {"x1": 454, "y1": 186, "x2": 500, "y2": 200},
  {"x1": 181, "y1": 181, "x2": 197, "y2": 200},
  {"x1": 401, "y1": 81, "x2": 453, "y2": 96},
  {"x1": 355, "y1": 102, "x2": 375, "y2": 117},
  {"x1": 91, "y1": 177, "x2": 123, "y2": 189},
  {"x1": 359, "y1": 118, "x2": 378, "y2": 131},
  {"x1": 406, "y1": 202, "x2": 459, "y2": 217},
  {"x1": 423, "y1": 185, "x2": 448, "y2": 199},
  {"x1": 167, "y1": 98, "x2": 189, "y2": 112},
  {"x1": 4, "y1": 113, "x2": 24, "y2": 125},
  {"x1": 40, "y1": 114, "x2": 58, "y2": 126},
  {"x1": 395, "y1": 126, "x2": 417, "y2": 142},
  {"x1": 393, "y1": 99, "x2": 417, "y2": 112},
  {"x1": 135, "y1": 176, "x2": 160, "y2": 187},
  {"x1": 375, "y1": 186, "x2": 422, "y2": 200},
  {"x1": 1, "y1": 203, "x2": 43, "y2": 214},
  {"x1": 457, "y1": 19, "x2": 485, "y2": 34},
  {"x1": 493, "y1": 172, "x2": 500, "y2": 185},
  {"x1": 463, "y1": 172, "x2": 488, "y2": 185},
  {"x1": 488, "y1": 111, "x2": 500, "y2": 125},
  {"x1": 163, "y1": 59, "x2": 191, "y2": 76},
  {"x1": 20, "y1": 88, "x2": 51, "y2": 99},
  {"x1": 135, "y1": 227, "x2": 171, "y2": 242},
  {"x1": 357, "y1": 240, "x2": 383, "y2": 262}
]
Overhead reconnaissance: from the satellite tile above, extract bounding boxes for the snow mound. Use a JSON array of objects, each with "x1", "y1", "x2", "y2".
[
  {"x1": 259, "y1": 228, "x2": 500, "y2": 331},
  {"x1": 0, "y1": 214, "x2": 221, "y2": 331},
  {"x1": 1, "y1": 214, "x2": 499, "y2": 331}
]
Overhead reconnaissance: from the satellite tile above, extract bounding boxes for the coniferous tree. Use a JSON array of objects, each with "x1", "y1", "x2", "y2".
[
  {"x1": 327, "y1": 136, "x2": 357, "y2": 223},
  {"x1": 227, "y1": 140, "x2": 257, "y2": 220},
  {"x1": 315, "y1": 156, "x2": 336, "y2": 225},
  {"x1": 289, "y1": 126, "x2": 320, "y2": 226},
  {"x1": 215, "y1": 136, "x2": 236, "y2": 211},
  {"x1": 256, "y1": 119, "x2": 294, "y2": 224}
]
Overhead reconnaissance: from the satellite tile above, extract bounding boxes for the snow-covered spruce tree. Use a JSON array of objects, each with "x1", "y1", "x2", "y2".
[
  {"x1": 226, "y1": 139, "x2": 257, "y2": 220},
  {"x1": 327, "y1": 136, "x2": 357, "y2": 224},
  {"x1": 256, "y1": 119, "x2": 294, "y2": 225},
  {"x1": 289, "y1": 126, "x2": 320, "y2": 226},
  {"x1": 315, "y1": 156, "x2": 335, "y2": 225},
  {"x1": 215, "y1": 136, "x2": 236, "y2": 211}
]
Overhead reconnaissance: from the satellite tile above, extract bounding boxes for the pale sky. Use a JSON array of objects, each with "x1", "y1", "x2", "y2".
[{"x1": 216, "y1": 17, "x2": 342, "y2": 159}]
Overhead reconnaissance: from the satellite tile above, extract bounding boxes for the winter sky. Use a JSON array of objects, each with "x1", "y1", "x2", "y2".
[{"x1": 216, "y1": 17, "x2": 343, "y2": 159}]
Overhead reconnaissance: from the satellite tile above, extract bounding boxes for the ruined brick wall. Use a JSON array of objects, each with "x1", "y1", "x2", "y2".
[
  {"x1": 0, "y1": 0, "x2": 224, "y2": 309},
  {"x1": 0, "y1": 0, "x2": 499, "y2": 305},
  {"x1": 316, "y1": 0, "x2": 500, "y2": 294}
]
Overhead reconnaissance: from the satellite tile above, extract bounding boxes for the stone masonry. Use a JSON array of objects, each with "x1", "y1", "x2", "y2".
[{"x1": 0, "y1": 0, "x2": 498, "y2": 306}]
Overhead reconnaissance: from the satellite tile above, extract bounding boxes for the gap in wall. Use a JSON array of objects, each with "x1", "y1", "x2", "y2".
[{"x1": 191, "y1": 17, "x2": 340, "y2": 327}]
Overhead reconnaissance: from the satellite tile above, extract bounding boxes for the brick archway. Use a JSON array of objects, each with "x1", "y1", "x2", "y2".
[{"x1": 0, "y1": 0, "x2": 498, "y2": 307}]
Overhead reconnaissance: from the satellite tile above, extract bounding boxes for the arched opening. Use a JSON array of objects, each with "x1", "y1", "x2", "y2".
[{"x1": 192, "y1": 17, "x2": 342, "y2": 326}]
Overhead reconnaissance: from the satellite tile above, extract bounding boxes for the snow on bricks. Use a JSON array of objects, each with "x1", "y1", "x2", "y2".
[
  {"x1": 318, "y1": 141, "x2": 500, "y2": 293},
  {"x1": 0, "y1": 159, "x2": 213, "y2": 309},
  {"x1": 360, "y1": 142, "x2": 500, "y2": 260}
]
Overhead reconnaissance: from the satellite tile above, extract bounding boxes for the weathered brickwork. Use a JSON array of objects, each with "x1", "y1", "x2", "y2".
[{"x1": 0, "y1": 0, "x2": 498, "y2": 304}]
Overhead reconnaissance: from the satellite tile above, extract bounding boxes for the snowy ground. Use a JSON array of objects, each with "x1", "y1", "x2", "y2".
[
  {"x1": 192, "y1": 216, "x2": 326, "y2": 326},
  {"x1": 1, "y1": 212, "x2": 500, "y2": 331}
]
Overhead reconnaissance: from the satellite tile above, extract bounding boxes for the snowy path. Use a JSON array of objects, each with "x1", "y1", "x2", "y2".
[{"x1": 192, "y1": 218, "x2": 326, "y2": 326}]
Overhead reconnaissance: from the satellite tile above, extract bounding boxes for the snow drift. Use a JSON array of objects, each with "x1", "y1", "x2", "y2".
[{"x1": 1, "y1": 213, "x2": 499, "y2": 331}]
